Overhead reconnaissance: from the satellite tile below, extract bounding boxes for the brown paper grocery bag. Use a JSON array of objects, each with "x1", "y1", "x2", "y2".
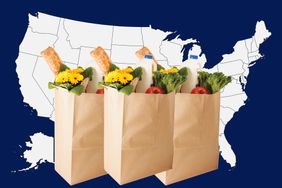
[
  {"x1": 104, "y1": 87, "x2": 175, "y2": 185},
  {"x1": 55, "y1": 88, "x2": 106, "y2": 185},
  {"x1": 156, "y1": 92, "x2": 220, "y2": 185}
]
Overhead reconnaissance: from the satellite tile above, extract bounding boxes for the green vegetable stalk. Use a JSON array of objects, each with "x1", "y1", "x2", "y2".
[
  {"x1": 153, "y1": 66, "x2": 188, "y2": 94},
  {"x1": 197, "y1": 71, "x2": 231, "y2": 94}
]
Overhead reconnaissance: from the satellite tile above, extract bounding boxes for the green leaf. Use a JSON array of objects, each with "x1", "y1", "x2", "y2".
[
  {"x1": 58, "y1": 83, "x2": 73, "y2": 90},
  {"x1": 132, "y1": 67, "x2": 143, "y2": 80},
  {"x1": 81, "y1": 67, "x2": 93, "y2": 81},
  {"x1": 70, "y1": 85, "x2": 84, "y2": 96},
  {"x1": 97, "y1": 82, "x2": 104, "y2": 89},
  {"x1": 197, "y1": 71, "x2": 232, "y2": 93},
  {"x1": 178, "y1": 67, "x2": 188, "y2": 77},
  {"x1": 109, "y1": 64, "x2": 120, "y2": 72},
  {"x1": 153, "y1": 71, "x2": 187, "y2": 94},
  {"x1": 108, "y1": 83, "x2": 123, "y2": 90},
  {"x1": 48, "y1": 82, "x2": 57, "y2": 89},
  {"x1": 119, "y1": 84, "x2": 133, "y2": 95},
  {"x1": 100, "y1": 82, "x2": 124, "y2": 90},
  {"x1": 157, "y1": 64, "x2": 165, "y2": 71},
  {"x1": 59, "y1": 64, "x2": 69, "y2": 72}
]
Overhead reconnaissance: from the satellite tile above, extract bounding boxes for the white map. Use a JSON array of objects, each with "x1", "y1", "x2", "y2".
[
  {"x1": 14, "y1": 132, "x2": 53, "y2": 172},
  {"x1": 15, "y1": 12, "x2": 271, "y2": 171}
]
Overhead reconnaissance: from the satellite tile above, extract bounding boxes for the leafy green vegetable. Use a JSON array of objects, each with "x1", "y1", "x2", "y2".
[
  {"x1": 197, "y1": 71, "x2": 231, "y2": 94},
  {"x1": 178, "y1": 67, "x2": 188, "y2": 77},
  {"x1": 57, "y1": 83, "x2": 73, "y2": 90},
  {"x1": 132, "y1": 67, "x2": 143, "y2": 81},
  {"x1": 48, "y1": 82, "x2": 57, "y2": 89},
  {"x1": 157, "y1": 64, "x2": 165, "y2": 71},
  {"x1": 109, "y1": 64, "x2": 120, "y2": 72},
  {"x1": 81, "y1": 67, "x2": 93, "y2": 81},
  {"x1": 106, "y1": 82, "x2": 123, "y2": 90},
  {"x1": 119, "y1": 85, "x2": 134, "y2": 95},
  {"x1": 59, "y1": 64, "x2": 69, "y2": 72},
  {"x1": 97, "y1": 82, "x2": 104, "y2": 89},
  {"x1": 70, "y1": 85, "x2": 84, "y2": 95},
  {"x1": 153, "y1": 67, "x2": 188, "y2": 93}
]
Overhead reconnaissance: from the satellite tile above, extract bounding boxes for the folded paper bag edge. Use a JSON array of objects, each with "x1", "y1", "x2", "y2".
[
  {"x1": 104, "y1": 88, "x2": 175, "y2": 185},
  {"x1": 54, "y1": 88, "x2": 106, "y2": 185},
  {"x1": 155, "y1": 92, "x2": 220, "y2": 185}
]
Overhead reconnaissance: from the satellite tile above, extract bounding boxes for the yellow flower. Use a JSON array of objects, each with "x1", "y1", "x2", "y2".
[
  {"x1": 66, "y1": 67, "x2": 84, "y2": 74},
  {"x1": 123, "y1": 67, "x2": 133, "y2": 73},
  {"x1": 69, "y1": 73, "x2": 84, "y2": 85},
  {"x1": 105, "y1": 71, "x2": 119, "y2": 83},
  {"x1": 160, "y1": 67, "x2": 179, "y2": 73},
  {"x1": 118, "y1": 72, "x2": 133, "y2": 85},
  {"x1": 55, "y1": 71, "x2": 69, "y2": 83},
  {"x1": 105, "y1": 68, "x2": 134, "y2": 85},
  {"x1": 73, "y1": 67, "x2": 84, "y2": 73}
]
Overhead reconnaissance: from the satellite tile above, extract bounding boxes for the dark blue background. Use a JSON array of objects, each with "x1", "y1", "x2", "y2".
[{"x1": 2, "y1": 0, "x2": 282, "y2": 187}]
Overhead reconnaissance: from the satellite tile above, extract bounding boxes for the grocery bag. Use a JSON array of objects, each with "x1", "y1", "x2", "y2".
[
  {"x1": 156, "y1": 92, "x2": 220, "y2": 185},
  {"x1": 104, "y1": 87, "x2": 175, "y2": 185},
  {"x1": 54, "y1": 88, "x2": 106, "y2": 185}
]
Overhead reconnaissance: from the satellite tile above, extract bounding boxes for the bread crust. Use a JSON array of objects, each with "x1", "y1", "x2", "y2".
[
  {"x1": 90, "y1": 47, "x2": 112, "y2": 74},
  {"x1": 41, "y1": 47, "x2": 62, "y2": 75}
]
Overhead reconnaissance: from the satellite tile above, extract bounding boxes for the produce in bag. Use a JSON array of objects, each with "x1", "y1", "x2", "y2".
[
  {"x1": 99, "y1": 64, "x2": 142, "y2": 95},
  {"x1": 90, "y1": 46, "x2": 113, "y2": 94},
  {"x1": 42, "y1": 47, "x2": 106, "y2": 185},
  {"x1": 42, "y1": 47, "x2": 93, "y2": 96},
  {"x1": 150, "y1": 64, "x2": 188, "y2": 94},
  {"x1": 194, "y1": 71, "x2": 231, "y2": 94},
  {"x1": 135, "y1": 47, "x2": 157, "y2": 93},
  {"x1": 104, "y1": 48, "x2": 175, "y2": 185},
  {"x1": 179, "y1": 59, "x2": 203, "y2": 93},
  {"x1": 156, "y1": 67, "x2": 231, "y2": 185}
]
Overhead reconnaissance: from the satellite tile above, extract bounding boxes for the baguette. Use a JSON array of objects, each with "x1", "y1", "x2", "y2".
[
  {"x1": 90, "y1": 47, "x2": 112, "y2": 75},
  {"x1": 135, "y1": 47, "x2": 158, "y2": 64},
  {"x1": 41, "y1": 47, "x2": 62, "y2": 75}
]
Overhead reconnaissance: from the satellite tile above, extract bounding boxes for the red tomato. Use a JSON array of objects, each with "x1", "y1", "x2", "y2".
[
  {"x1": 96, "y1": 88, "x2": 104, "y2": 94},
  {"x1": 145, "y1": 86, "x2": 165, "y2": 94},
  {"x1": 191, "y1": 86, "x2": 210, "y2": 94}
]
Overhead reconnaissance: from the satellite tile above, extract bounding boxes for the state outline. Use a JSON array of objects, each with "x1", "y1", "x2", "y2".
[{"x1": 63, "y1": 19, "x2": 114, "y2": 51}]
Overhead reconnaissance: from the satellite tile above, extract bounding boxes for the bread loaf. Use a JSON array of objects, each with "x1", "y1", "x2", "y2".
[
  {"x1": 90, "y1": 47, "x2": 112, "y2": 75},
  {"x1": 41, "y1": 47, "x2": 62, "y2": 75}
]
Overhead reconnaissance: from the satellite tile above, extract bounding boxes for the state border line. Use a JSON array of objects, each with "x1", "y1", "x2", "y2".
[
  {"x1": 31, "y1": 57, "x2": 54, "y2": 115},
  {"x1": 140, "y1": 27, "x2": 145, "y2": 46},
  {"x1": 110, "y1": 26, "x2": 114, "y2": 58},
  {"x1": 111, "y1": 43, "x2": 143, "y2": 47}
]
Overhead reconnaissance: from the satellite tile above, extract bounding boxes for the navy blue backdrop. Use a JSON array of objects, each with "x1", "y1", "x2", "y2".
[{"x1": 1, "y1": 0, "x2": 281, "y2": 187}]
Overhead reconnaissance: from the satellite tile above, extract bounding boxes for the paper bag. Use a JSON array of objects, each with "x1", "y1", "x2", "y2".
[
  {"x1": 104, "y1": 87, "x2": 175, "y2": 185},
  {"x1": 156, "y1": 92, "x2": 220, "y2": 185},
  {"x1": 55, "y1": 89, "x2": 106, "y2": 185}
]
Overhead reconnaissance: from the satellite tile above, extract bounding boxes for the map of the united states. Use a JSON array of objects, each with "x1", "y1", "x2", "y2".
[{"x1": 15, "y1": 12, "x2": 271, "y2": 171}]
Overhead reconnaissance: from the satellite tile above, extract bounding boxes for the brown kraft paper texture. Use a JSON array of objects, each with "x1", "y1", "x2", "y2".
[
  {"x1": 104, "y1": 87, "x2": 175, "y2": 185},
  {"x1": 55, "y1": 88, "x2": 106, "y2": 185},
  {"x1": 156, "y1": 92, "x2": 220, "y2": 185}
]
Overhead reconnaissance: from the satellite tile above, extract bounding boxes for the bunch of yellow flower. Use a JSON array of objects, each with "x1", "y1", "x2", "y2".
[
  {"x1": 105, "y1": 67, "x2": 134, "y2": 85},
  {"x1": 160, "y1": 67, "x2": 179, "y2": 74},
  {"x1": 55, "y1": 68, "x2": 84, "y2": 85}
]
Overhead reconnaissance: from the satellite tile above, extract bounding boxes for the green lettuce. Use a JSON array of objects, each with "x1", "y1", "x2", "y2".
[
  {"x1": 198, "y1": 71, "x2": 231, "y2": 94},
  {"x1": 153, "y1": 67, "x2": 188, "y2": 93}
]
